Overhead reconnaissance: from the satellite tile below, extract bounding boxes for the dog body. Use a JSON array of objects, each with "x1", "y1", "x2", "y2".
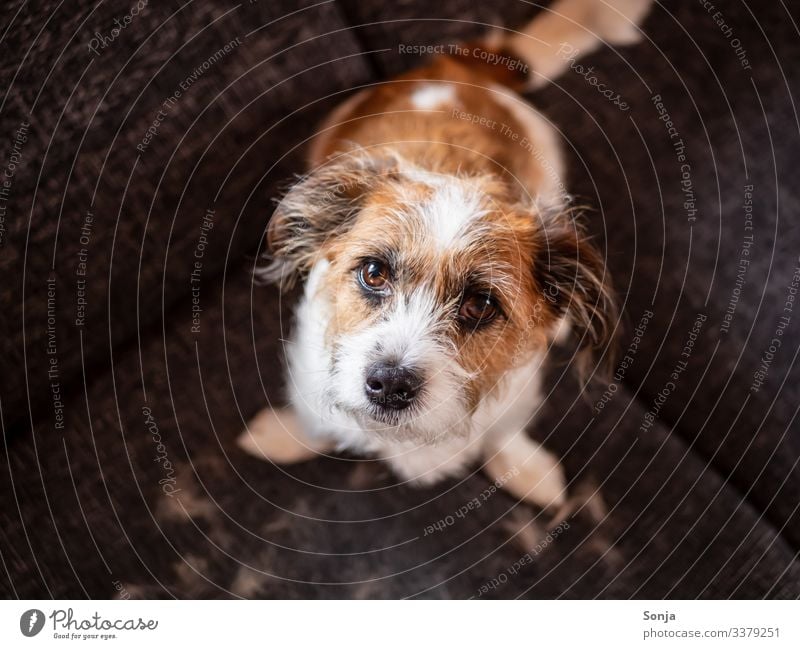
[{"x1": 241, "y1": 0, "x2": 652, "y2": 508}]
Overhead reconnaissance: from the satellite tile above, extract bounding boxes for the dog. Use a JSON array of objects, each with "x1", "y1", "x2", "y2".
[{"x1": 240, "y1": 0, "x2": 652, "y2": 508}]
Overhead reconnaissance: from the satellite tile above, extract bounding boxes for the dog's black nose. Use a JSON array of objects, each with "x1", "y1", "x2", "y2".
[{"x1": 364, "y1": 362, "x2": 422, "y2": 410}]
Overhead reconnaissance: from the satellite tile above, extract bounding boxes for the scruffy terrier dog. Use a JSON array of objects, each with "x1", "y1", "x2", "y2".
[{"x1": 241, "y1": 0, "x2": 652, "y2": 508}]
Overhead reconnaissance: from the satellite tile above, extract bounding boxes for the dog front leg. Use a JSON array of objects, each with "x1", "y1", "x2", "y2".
[
  {"x1": 483, "y1": 431, "x2": 567, "y2": 510},
  {"x1": 237, "y1": 406, "x2": 332, "y2": 464}
]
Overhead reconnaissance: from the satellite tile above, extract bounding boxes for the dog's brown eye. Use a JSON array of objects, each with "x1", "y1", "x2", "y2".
[
  {"x1": 359, "y1": 260, "x2": 390, "y2": 291},
  {"x1": 459, "y1": 292, "x2": 499, "y2": 325}
]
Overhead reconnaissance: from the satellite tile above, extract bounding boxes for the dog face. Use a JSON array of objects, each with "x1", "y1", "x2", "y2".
[{"x1": 265, "y1": 150, "x2": 615, "y2": 442}]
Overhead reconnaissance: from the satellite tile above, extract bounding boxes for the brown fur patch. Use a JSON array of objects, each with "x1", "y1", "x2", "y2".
[{"x1": 309, "y1": 57, "x2": 548, "y2": 200}]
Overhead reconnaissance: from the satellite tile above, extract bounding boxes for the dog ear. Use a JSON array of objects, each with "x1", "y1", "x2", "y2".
[
  {"x1": 260, "y1": 150, "x2": 398, "y2": 287},
  {"x1": 533, "y1": 209, "x2": 618, "y2": 377}
]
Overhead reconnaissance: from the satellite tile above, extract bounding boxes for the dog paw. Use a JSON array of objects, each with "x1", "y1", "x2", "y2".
[
  {"x1": 237, "y1": 407, "x2": 331, "y2": 465},
  {"x1": 591, "y1": 0, "x2": 653, "y2": 47},
  {"x1": 484, "y1": 433, "x2": 567, "y2": 509}
]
